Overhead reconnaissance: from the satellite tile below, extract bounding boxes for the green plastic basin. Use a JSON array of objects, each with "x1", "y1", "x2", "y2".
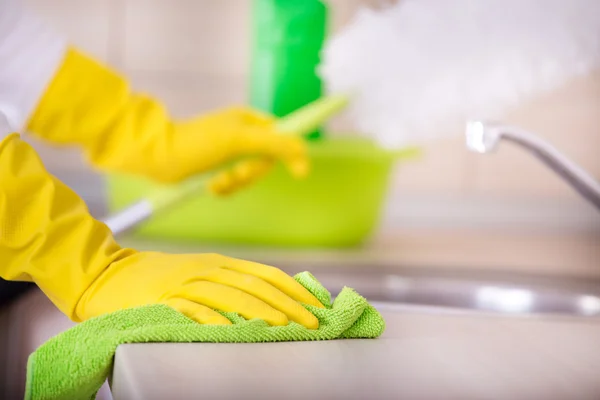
[{"x1": 105, "y1": 137, "x2": 414, "y2": 248}]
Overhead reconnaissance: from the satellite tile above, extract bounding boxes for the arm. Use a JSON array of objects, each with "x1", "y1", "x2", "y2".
[
  {"x1": 1, "y1": 0, "x2": 308, "y2": 193},
  {"x1": 0, "y1": 132, "x2": 322, "y2": 327}
]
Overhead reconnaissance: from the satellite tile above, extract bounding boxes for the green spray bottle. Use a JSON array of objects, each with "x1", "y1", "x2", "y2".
[{"x1": 249, "y1": 0, "x2": 328, "y2": 140}]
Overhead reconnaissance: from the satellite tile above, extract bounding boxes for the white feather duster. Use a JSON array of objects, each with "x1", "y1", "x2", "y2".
[{"x1": 319, "y1": 0, "x2": 600, "y2": 148}]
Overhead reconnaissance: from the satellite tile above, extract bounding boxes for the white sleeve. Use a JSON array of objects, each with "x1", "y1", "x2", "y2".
[
  {"x1": 0, "y1": 0, "x2": 67, "y2": 139},
  {"x1": 0, "y1": 111, "x2": 12, "y2": 139}
]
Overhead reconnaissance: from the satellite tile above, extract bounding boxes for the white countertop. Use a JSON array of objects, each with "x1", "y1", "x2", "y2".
[{"x1": 110, "y1": 305, "x2": 600, "y2": 400}]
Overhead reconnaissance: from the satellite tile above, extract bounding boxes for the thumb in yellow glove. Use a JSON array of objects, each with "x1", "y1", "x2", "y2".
[
  {"x1": 26, "y1": 47, "x2": 309, "y2": 195},
  {"x1": 0, "y1": 133, "x2": 323, "y2": 328}
]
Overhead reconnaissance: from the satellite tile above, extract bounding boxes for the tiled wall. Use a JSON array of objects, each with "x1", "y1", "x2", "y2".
[{"x1": 23, "y1": 0, "x2": 600, "y2": 232}]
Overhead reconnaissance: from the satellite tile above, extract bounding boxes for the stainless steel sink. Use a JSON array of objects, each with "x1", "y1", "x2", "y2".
[{"x1": 277, "y1": 264, "x2": 600, "y2": 318}]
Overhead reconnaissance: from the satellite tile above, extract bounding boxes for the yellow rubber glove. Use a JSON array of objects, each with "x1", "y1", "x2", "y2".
[
  {"x1": 26, "y1": 47, "x2": 309, "y2": 194},
  {"x1": 0, "y1": 134, "x2": 323, "y2": 327}
]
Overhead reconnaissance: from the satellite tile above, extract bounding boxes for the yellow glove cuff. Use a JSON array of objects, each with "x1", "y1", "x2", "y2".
[
  {"x1": 0, "y1": 133, "x2": 133, "y2": 320},
  {"x1": 26, "y1": 46, "x2": 173, "y2": 176}
]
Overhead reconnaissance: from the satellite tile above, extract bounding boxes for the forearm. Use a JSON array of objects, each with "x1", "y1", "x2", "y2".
[
  {"x1": 0, "y1": 0, "x2": 169, "y2": 175},
  {"x1": 0, "y1": 133, "x2": 130, "y2": 319},
  {"x1": 0, "y1": 0, "x2": 308, "y2": 191},
  {"x1": 25, "y1": 47, "x2": 177, "y2": 177}
]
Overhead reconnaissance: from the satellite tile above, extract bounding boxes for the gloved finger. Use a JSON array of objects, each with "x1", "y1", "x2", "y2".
[
  {"x1": 208, "y1": 158, "x2": 274, "y2": 196},
  {"x1": 236, "y1": 129, "x2": 310, "y2": 179},
  {"x1": 218, "y1": 256, "x2": 325, "y2": 309},
  {"x1": 207, "y1": 170, "x2": 235, "y2": 196},
  {"x1": 164, "y1": 298, "x2": 232, "y2": 325},
  {"x1": 198, "y1": 268, "x2": 319, "y2": 329},
  {"x1": 179, "y1": 280, "x2": 290, "y2": 327}
]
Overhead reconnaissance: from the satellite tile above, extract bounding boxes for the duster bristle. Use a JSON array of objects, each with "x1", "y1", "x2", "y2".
[{"x1": 318, "y1": 0, "x2": 600, "y2": 148}]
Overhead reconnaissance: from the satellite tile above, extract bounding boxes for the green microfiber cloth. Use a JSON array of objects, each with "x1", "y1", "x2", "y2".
[{"x1": 25, "y1": 271, "x2": 386, "y2": 400}]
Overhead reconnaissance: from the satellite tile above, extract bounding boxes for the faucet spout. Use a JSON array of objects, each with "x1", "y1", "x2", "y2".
[{"x1": 465, "y1": 120, "x2": 600, "y2": 212}]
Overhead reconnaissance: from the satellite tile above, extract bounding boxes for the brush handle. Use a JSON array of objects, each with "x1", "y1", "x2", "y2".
[{"x1": 102, "y1": 94, "x2": 350, "y2": 236}]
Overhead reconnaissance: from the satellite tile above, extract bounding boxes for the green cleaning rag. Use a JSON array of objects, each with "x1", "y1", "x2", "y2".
[{"x1": 25, "y1": 271, "x2": 386, "y2": 400}]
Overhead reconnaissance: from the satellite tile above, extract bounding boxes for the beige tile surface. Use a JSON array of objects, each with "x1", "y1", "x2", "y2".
[
  {"x1": 471, "y1": 70, "x2": 600, "y2": 199},
  {"x1": 127, "y1": 71, "x2": 247, "y2": 118},
  {"x1": 24, "y1": 0, "x2": 114, "y2": 62},
  {"x1": 390, "y1": 135, "x2": 469, "y2": 192},
  {"x1": 327, "y1": 119, "x2": 469, "y2": 193},
  {"x1": 328, "y1": 0, "x2": 363, "y2": 32},
  {"x1": 122, "y1": 0, "x2": 251, "y2": 76}
]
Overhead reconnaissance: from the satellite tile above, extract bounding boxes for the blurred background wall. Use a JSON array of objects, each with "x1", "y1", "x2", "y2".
[{"x1": 23, "y1": 0, "x2": 600, "y2": 234}]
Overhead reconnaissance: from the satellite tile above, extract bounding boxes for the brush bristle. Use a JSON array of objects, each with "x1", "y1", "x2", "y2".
[{"x1": 318, "y1": 0, "x2": 600, "y2": 148}]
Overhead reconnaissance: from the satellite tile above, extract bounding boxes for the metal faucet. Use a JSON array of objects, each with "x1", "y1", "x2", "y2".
[{"x1": 465, "y1": 120, "x2": 600, "y2": 212}]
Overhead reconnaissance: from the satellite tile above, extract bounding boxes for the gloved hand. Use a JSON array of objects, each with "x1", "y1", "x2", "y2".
[
  {"x1": 0, "y1": 134, "x2": 323, "y2": 328},
  {"x1": 79, "y1": 252, "x2": 322, "y2": 328},
  {"x1": 25, "y1": 47, "x2": 309, "y2": 195}
]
